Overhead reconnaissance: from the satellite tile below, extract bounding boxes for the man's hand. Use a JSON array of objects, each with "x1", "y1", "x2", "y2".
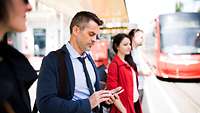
[
  {"x1": 89, "y1": 87, "x2": 124, "y2": 109},
  {"x1": 104, "y1": 94, "x2": 116, "y2": 105},
  {"x1": 89, "y1": 90, "x2": 111, "y2": 109},
  {"x1": 105, "y1": 87, "x2": 124, "y2": 105},
  {"x1": 110, "y1": 87, "x2": 124, "y2": 95}
]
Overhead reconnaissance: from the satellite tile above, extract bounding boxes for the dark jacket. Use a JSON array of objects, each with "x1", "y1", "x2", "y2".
[
  {"x1": 0, "y1": 42, "x2": 38, "y2": 113},
  {"x1": 36, "y1": 45, "x2": 100, "y2": 113}
]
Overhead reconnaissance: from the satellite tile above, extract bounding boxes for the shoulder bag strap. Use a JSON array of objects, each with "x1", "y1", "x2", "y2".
[
  {"x1": 32, "y1": 49, "x2": 68, "y2": 113},
  {"x1": 55, "y1": 49, "x2": 68, "y2": 98}
]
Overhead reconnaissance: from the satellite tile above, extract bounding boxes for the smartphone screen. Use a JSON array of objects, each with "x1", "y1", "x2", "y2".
[{"x1": 111, "y1": 87, "x2": 124, "y2": 95}]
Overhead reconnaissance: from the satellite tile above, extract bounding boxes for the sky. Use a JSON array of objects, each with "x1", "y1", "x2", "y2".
[
  {"x1": 125, "y1": 0, "x2": 199, "y2": 30},
  {"x1": 125, "y1": 0, "x2": 176, "y2": 30}
]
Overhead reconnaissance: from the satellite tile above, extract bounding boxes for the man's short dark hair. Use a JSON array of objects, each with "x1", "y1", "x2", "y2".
[{"x1": 70, "y1": 11, "x2": 103, "y2": 34}]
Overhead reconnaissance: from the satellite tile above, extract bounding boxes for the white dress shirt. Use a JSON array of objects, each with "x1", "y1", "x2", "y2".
[{"x1": 66, "y1": 43, "x2": 96, "y2": 101}]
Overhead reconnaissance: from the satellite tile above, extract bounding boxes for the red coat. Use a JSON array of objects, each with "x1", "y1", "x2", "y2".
[{"x1": 107, "y1": 55, "x2": 142, "y2": 113}]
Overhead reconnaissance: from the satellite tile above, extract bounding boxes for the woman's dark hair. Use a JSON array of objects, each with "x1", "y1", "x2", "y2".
[
  {"x1": 70, "y1": 11, "x2": 103, "y2": 34},
  {"x1": 112, "y1": 33, "x2": 138, "y2": 75},
  {"x1": 112, "y1": 33, "x2": 129, "y2": 53},
  {"x1": 125, "y1": 54, "x2": 138, "y2": 75},
  {"x1": 0, "y1": 0, "x2": 11, "y2": 23},
  {"x1": 127, "y1": 29, "x2": 143, "y2": 75},
  {"x1": 128, "y1": 29, "x2": 143, "y2": 45},
  {"x1": 2, "y1": 33, "x2": 8, "y2": 44},
  {"x1": 128, "y1": 28, "x2": 143, "y2": 49},
  {"x1": 128, "y1": 29, "x2": 143, "y2": 38}
]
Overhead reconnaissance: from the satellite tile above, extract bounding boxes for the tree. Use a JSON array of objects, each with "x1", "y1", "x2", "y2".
[{"x1": 175, "y1": 1, "x2": 183, "y2": 12}]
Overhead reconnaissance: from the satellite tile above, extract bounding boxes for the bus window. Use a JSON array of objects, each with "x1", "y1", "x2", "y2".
[{"x1": 159, "y1": 13, "x2": 200, "y2": 55}]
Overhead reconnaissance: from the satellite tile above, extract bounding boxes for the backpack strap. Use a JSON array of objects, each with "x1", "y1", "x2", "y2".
[
  {"x1": 54, "y1": 49, "x2": 68, "y2": 98},
  {"x1": 32, "y1": 48, "x2": 69, "y2": 113}
]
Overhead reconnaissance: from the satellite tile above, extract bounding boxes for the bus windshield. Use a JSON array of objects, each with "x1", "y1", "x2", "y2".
[{"x1": 160, "y1": 13, "x2": 200, "y2": 55}]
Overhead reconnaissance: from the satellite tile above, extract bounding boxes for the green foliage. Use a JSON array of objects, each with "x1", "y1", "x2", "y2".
[
  {"x1": 198, "y1": 7, "x2": 200, "y2": 12},
  {"x1": 175, "y1": 1, "x2": 184, "y2": 12}
]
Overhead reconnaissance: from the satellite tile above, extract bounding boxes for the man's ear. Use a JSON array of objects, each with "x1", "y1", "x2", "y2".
[{"x1": 72, "y1": 25, "x2": 80, "y2": 36}]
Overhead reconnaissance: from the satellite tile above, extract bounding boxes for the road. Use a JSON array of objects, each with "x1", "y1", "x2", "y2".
[{"x1": 142, "y1": 75, "x2": 200, "y2": 113}]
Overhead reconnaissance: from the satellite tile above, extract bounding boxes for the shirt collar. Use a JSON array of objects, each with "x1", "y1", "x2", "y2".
[
  {"x1": 66, "y1": 42, "x2": 87, "y2": 59},
  {"x1": 66, "y1": 42, "x2": 81, "y2": 59}
]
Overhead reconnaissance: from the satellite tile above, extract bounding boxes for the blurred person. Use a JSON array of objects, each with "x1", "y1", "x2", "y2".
[
  {"x1": 106, "y1": 33, "x2": 142, "y2": 113},
  {"x1": 0, "y1": 0, "x2": 38, "y2": 113},
  {"x1": 128, "y1": 29, "x2": 153, "y2": 101},
  {"x1": 36, "y1": 11, "x2": 119, "y2": 113},
  {"x1": 194, "y1": 32, "x2": 200, "y2": 48}
]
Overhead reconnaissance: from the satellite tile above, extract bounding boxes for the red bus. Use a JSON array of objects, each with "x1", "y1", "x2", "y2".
[{"x1": 154, "y1": 12, "x2": 200, "y2": 79}]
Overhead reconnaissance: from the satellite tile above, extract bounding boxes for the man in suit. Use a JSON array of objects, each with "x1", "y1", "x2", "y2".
[{"x1": 36, "y1": 11, "x2": 117, "y2": 113}]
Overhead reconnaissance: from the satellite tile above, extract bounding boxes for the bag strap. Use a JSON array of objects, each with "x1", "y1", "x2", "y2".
[
  {"x1": 32, "y1": 49, "x2": 68, "y2": 113},
  {"x1": 54, "y1": 49, "x2": 68, "y2": 98}
]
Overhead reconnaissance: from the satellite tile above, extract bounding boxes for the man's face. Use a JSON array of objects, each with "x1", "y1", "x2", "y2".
[{"x1": 76, "y1": 20, "x2": 100, "y2": 53}]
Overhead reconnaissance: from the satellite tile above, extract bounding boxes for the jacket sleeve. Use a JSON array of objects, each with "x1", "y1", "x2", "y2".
[
  {"x1": 106, "y1": 62, "x2": 119, "y2": 90},
  {"x1": 36, "y1": 52, "x2": 91, "y2": 113}
]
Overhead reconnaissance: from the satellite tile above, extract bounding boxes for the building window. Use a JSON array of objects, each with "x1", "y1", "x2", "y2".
[{"x1": 33, "y1": 28, "x2": 46, "y2": 56}]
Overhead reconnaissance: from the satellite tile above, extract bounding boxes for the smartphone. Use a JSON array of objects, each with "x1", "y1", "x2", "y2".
[{"x1": 111, "y1": 87, "x2": 124, "y2": 95}]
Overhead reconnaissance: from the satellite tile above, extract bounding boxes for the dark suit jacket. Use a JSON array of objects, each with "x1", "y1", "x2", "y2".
[
  {"x1": 36, "y1": 45, "x2": 100, "y2": 113},
  {"x1": 0, "y1": 42, "x2": 38, "y2": 113}
]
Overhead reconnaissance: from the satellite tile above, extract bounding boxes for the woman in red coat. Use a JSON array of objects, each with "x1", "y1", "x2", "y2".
[{"x1": 107, "y1": 33, "x2": 142, "y2": 113}]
